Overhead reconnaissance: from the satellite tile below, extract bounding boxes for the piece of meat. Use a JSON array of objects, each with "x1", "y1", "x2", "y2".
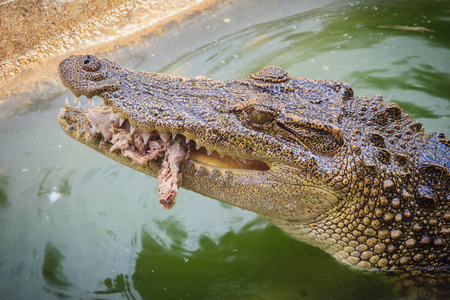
[
  {"x1": 157, "y1": 136, "x2": 189, "y2": 209},
  {"x1": 86, "y1": 107, "x2": 189, "y2": 208},
  {"x1": 133, "y1": 133, "x2": 147, "y2": 154},
  {"x1": 110, "y1": 131, "x2": 132, "y2": 152},
  {"x1": 122, "y1": 140, "x2": 166, "y2": 164},
  {"x1": 86, "y1": 108, "x2": 118, "y2": 141}
]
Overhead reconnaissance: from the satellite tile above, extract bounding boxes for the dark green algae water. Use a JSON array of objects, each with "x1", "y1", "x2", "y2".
[{"x1": 0, "y1": 0, "x2": 449, "y2": 299}]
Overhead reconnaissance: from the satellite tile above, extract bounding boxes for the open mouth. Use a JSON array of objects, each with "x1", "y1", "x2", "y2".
[{"x1": 59, "y1": 100, "x2": 270, "y2": 209}]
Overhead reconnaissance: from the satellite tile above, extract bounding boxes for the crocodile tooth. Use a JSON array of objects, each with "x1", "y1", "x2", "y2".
[
  {"x1": 65, "y1": 97, "x2": 69, "y2": 106},
  {"x1": 195, "y1": 144, "x2": 201, "y2": 150},
  {"x1": 90, "y1": 125, "x2": 100, "y2": 135},
  {"x1": 59, "y1": 108, "x2": 66, "y2": 118},
  {"x1": 220, "y1": 153, "x2": 224, "y2": 158},
  {"x1": 172, "y1": 133, "x2": 177, "y2": 140},
  {"x1": 130, "y1": 126, "x2": 135, "y2": 134},
  {"x1": 73, "y1": 95, "x2": 79, "y2": 104},
  {"x1": 185, "y1": 137, "x2": 190, "y2": 144},
  {"x1": 160, "y1": 132, "x2": 171, "y2": 142},
  {"x1": 142, "y1": 133, "x2": 150, "y2": 145},
  {"x1": 119, "y1": 117, "x2": 125, "y2": 127},
  {"x1": 206, "y1": 150, "x2": 212, "y2": 156}
]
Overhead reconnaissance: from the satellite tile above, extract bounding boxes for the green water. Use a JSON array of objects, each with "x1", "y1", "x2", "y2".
[{"x1": 1, "y1": 0, "x2": 449, "y2": 299}]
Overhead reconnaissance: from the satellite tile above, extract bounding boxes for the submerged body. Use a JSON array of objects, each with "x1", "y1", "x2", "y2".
[{"x1": 58, "y1": 55, "x2": 449, "y2": 297}]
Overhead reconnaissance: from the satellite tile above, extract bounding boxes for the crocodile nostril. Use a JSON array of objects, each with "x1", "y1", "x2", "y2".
[{"x1": 81, "y1": 54, "x2": 101, "y2": 72}]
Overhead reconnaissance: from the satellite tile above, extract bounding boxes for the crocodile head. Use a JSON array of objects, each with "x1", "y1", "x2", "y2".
[
  {"x1": 58, "y1": 54, "x2": 354, "y2": 221},
  {"x1": 58, "y1": 55, "x2": 449, "y2": 288}
]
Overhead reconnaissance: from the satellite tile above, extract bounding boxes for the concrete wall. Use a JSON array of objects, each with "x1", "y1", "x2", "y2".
[{"x1": 0, "y1": 0, "x2": 220, "y2": 100}]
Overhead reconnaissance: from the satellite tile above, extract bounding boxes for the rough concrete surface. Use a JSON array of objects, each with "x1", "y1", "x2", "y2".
[{"x1": 0, "y1": 0, "x2": 220, "y2": 115}]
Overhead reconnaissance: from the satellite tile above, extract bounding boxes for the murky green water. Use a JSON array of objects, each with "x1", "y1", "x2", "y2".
[{"x1": 1, "y1": 0, "x2": 449, "y2": 299}]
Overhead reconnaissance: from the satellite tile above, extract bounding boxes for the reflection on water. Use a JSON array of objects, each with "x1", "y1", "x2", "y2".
[
  {"x1": 42, "y1": 243, "x2": 71, "y2": 289},
  {"x1": 130, "y1": 219, "x2": 391, "y2": 300},
  {"x1": 84, "y1": 217, "x2": 392, "y2": 299},
  {"x1": 95, "y1": 274, "x2": 136, "y2": 299},
  {"x1": 0, "y1": 172, "x2": 8, "y2": 208},
  {"x1": 0, "y1": 0, "x2": 448, "y2": 299},
  {"x1": 349, "y1": 66, "x2": 449, "y2": 104}
]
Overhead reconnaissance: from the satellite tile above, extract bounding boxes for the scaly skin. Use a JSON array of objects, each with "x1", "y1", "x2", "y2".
[{"x1": 58, "y1": 55, "x2": 449, "y2": 296}]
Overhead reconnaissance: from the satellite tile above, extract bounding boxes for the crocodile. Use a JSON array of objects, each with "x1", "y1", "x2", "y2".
[{"x1": 58, "y1": 55, "x2": 449, "y2": 297}]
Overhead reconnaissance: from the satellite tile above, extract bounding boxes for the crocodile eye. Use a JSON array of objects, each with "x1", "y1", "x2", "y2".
[
  {"x1": 250, "y1": 109, "x2": 273, "y2": 124},
  {"x1": 81, "y1": 55, "x2": 101, "y2": 72}
]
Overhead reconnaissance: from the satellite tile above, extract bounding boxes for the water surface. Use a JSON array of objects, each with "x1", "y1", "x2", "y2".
[{"x1": 1, "y1": 0, "x2": 449, "y2": 299}]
